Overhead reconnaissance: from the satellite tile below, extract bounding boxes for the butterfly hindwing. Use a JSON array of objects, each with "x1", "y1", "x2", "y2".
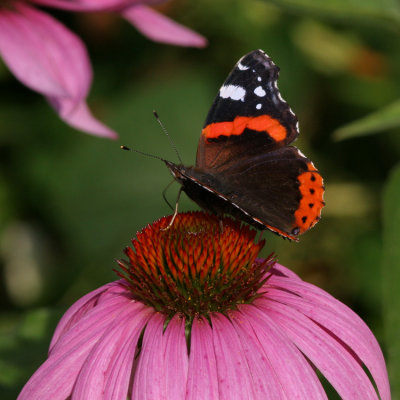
[{"x1": 185, "y1": 146, "x2": 324, "y2": 240}]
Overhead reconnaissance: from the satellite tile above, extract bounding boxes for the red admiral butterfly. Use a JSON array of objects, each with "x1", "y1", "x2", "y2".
[{"x1": 165, "y1": 49, "x2": 324, "y2": 241}]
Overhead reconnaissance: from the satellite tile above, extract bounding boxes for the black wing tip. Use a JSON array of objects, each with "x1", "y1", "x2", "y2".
[{"x1": 237, "y1": 49, "x2": 280, "y2": 75}]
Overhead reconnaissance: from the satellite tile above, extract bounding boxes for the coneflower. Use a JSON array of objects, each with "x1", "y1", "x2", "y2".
[{"x1": 19, "y1": 212, "x2": 390, "y2": 399}]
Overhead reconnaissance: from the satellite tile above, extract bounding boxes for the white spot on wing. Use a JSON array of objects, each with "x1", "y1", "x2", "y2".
[
  {"x1": 271, "y1": 81, "x2": 284, "y2": 101},
  {"x1": 219, "y1": 85, "x2": 246, "y2": 102},
  {"x1": 256, "y1": 104, "x2": 262, "y2": 110},
  {"x1": 296, "y1": 148, "x2": 307, "y2": 158},
  {"x1": 254, "y1": 86, "x2": 266, "y2": 97},
  {"x1": 237, "y1": 62, "x2": 249, "y2": 70},
  {"x1": 257, "y1": 76, "x2": 262, "y2": 82}
]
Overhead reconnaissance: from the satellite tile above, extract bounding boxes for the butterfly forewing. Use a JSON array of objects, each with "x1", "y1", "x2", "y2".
[{"x1": 196, "y1": 49, "x2": 299, "y2": 170}]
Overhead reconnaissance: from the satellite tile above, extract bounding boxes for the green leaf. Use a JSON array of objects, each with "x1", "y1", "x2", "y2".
[
  {"x1": 264, "y1": 0, "x2": 400, "y2": 27},
  {"x1": 382, "y1": 163, "x2": 400, "y2": 398},
  {"x1": 333, "y1": 99, "x2": 400, "y2": 140}
]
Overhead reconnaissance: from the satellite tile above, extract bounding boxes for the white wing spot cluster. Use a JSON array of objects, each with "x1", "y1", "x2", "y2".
[
  {"x1": 219, "y1": 84, "x2": 246, "y2": 102},
  {"x1": 256, "y1": 104, "x2": 262, "y2": 110}
]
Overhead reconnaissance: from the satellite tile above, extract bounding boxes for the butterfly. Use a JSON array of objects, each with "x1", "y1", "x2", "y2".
[{"x1": 164, "y1": 49, "x2": 324, "y2": 241}]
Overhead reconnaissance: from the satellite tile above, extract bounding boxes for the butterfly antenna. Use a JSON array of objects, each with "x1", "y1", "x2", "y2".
[
  {"x1": 120, "y1": 145, "x2": 165, "y2": 162},
  {"x1": 153, "y1": 110, "x2": 183, "y2": 165}
]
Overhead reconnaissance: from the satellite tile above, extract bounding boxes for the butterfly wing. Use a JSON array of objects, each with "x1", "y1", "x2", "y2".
[
  {"x1": 217, "y1": 146, "x2": 323, "y2": 239},
  {"x1": 196, "y1": 49, "x2": 299, "y2": 171},
  {"x1": 185, "y1": 146, "x2": 324, "y2": 240}
]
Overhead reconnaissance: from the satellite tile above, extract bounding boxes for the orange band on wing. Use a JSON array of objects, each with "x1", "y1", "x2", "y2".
[{"x1": 202, "y1": 115, "x2": 287, "y2": 142}]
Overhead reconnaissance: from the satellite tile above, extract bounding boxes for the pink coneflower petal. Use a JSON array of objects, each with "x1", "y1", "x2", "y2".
[
  {"x1": 0, "y1": 3, "x2": 70, "y2": 98},
  {"x1": 186, "y1": 317, "x2": 219, "y2": 399},
  {"x1": 210, "y1": 313, "x2": 259, "y2": 399},
  {"x1": 50, "y1": 281, "x2": 125, "y2": 350},
  {"x1": 122, "y1": 4, "x2": 207, "y2": 47},
  {"x1": 0, "y1": 2, "x2": 117, "y2": 138},
  {"x1": 32, "y1": 0, "x2": 207, "y2": 48},
  {"x1": 31, "y1": 0, "x2": 149, "y2": 12},
  {"x1": 18, "y1": 293, "x2": 141, "y2": 399},
  {"x1": 33, "y1": 0, "x2": 207, "y2": 47},
  {"x1": 266, "y1": 260, "x2": 302, "y2": 280},
  {"x1": 262, "y1": 273, "x2": 390, "y2": 399},
  {"x1": 239, "y1": 305, "x2": 328, "y2": 399},
  {"x1": 262, "y1": 300, "x2": 379, "y2": 399},
  {"x1": 226, "y1": 313, "x2": 285, "y2": 398},
  {"x1": 132, "y1": 313, "x2": 189, "y2": 398},
  {"x1": 48, "y1": 98, "x2": 117, "y2": 138},
  {"x1": 163, "y1": 315, "x2": 188, "y2": 397},
  {"x1": 71, "y1": 302, "x2": 153, "y2": 399},
  {"x1": 131, "y1": 313, "x2": 167, "y2": 398}
]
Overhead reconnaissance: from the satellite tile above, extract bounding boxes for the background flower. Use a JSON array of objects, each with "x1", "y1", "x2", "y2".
[
  {"x1": 18, "y1": 214, "x2": 390, "y2": 399},
  {"x1": 0, "y1": 0, "x2": 206, "y2": 138}
]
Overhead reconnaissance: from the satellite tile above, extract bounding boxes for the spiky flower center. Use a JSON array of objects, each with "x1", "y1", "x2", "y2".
[{"x1": 116, "y1": 212, "x2": 274, "y2": 321}]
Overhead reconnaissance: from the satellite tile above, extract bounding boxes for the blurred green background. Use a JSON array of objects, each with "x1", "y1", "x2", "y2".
[{"x1": 1, "y1": 0, "x2": 400, "y2": 398}]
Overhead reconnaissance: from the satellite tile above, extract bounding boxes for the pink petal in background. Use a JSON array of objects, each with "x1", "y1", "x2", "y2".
[
  {"x1": 0, "y1": 2, "x2": 116, "y2": 138},
  {"x1": 48, "y1": 98, "x2": 117, "y2": 138},
  {"x1": 0, "y1": 3, "x2": 70, "y2": 98},
  {"x1": 31, "y1": 0, "x2": 145, "y2": 12},
  {"x1": 123, "y1": 4, "x2": 207, "y2": 47}
]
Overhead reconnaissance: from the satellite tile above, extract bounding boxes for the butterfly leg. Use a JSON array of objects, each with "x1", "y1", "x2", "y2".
[
  {"x1": 162, "y1": 179, "x2": 176, "y2": 211},
  {"x1": 161, "y1": 187, "x2": 183, "y2": 231}
]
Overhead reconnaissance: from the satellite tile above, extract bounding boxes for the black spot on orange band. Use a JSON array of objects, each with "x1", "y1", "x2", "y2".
[{"x1": 294, "y1": 162, "x2": 324, "y2": 234}]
